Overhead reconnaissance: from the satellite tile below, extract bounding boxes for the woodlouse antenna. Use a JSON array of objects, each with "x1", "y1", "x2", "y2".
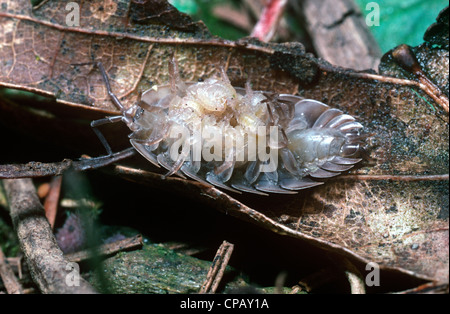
[{"x1": 72, "y1": 61, "x2": 141, "y2": 154}]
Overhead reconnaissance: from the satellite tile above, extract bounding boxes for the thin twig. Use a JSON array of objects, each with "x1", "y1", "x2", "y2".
[
  {"x1": 65, "y1": 234, "x2": 143, "y2": 263},
  {"x1": 6, "y1": 257, "x2": 23, "y2": 279},
  {"x1": 319, "y1": 63, "x2": 449, "y2": 115},
  {"x1": 200, "y1": 241, "x2": 234, "y2": 294},
  {"x1": 44, "y1": 175, "x2": 63, "y2": 229},
  {"x1": 392, "y1": 282, "x2": 449, "y2": 294},
  {"x1": 31, "y1": 0, "x2": 50, "y2": 10},
  {"x1": 0, "y1": 147, "x2": 136, "y2": 179},
  {"x1": 0, "y1": 247, "x2": 24, "y2": 294},
  {"x1": 3, "y1": 178, "x2": 97, "y2": 294},
  {"x1": 319, "y1": 64, "x2": 423, "y2": 87},
  {"x1": 392, "y1": 44, "x2": 449, "y2": 113},
  {"x1": 335, "y1": 174, "x2": 449, "y2": 182}
]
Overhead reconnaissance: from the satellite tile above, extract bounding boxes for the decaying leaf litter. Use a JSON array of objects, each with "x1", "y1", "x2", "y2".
[{"x1": 0, "y1": 0, "x2": 448, "y2": 293}]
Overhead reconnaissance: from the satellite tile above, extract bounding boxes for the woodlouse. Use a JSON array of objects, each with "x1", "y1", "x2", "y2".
[{"x1": 89, "y1": 60, "x2": 365, "y2": 195}]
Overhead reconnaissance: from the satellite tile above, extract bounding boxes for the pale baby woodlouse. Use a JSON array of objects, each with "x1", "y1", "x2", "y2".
[{"x1": 87, "y1": 60, "x2": 365, "y2": 195}]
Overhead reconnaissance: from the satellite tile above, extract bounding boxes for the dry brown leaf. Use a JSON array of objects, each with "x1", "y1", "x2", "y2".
[{"x1": 0, "y1": 0, "x2": 448, "y2": 287}]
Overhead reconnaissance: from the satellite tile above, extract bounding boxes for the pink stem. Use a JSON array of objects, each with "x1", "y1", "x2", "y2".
[{"x1": 251, "y1": 0, "x2": 288, "y2": 42}]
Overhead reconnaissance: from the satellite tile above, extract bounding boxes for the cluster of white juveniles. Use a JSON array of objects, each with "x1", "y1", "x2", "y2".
[
  {"x1": 122, "y1": 65, "x2": 364, "y2": 195},
  {"x1": 166, "y1": 75, "x2": 276, "y2": 168}
]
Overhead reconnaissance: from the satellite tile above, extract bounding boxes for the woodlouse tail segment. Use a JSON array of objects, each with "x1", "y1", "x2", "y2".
[{"x1": 281, "y1": 99, "x2": 365, "y2": 182}]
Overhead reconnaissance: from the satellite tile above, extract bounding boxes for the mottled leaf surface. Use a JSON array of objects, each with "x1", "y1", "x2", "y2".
[{"x1": 0, "y1": 1, "x2": 448, "y2": 285}]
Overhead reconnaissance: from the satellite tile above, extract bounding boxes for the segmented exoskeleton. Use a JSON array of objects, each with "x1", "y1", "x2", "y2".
[{"x1": 89, "y1": 60, "x2": 365, "y2": 195}]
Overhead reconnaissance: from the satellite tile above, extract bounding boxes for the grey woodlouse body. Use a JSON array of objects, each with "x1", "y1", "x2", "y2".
[{"x1": 93, "y1": 62, "x2": 364, "y2": 195}]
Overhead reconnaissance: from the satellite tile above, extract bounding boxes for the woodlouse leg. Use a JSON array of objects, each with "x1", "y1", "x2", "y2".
[
  {"x1": 90, "y1": 116, "x2": 123, "y2": 155},
  {"x1": 76, "y1": 147, "x2": 136, "y2": 171},
  {"x1": 168, "y1": 56, "x2": 179, "y2": 93},
  {"x1": 168, "y1": 55, "x2": 186, "y2": 94},
  {"x1": 162, "y1": 138, "x2": 190, "y2": 178}
]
